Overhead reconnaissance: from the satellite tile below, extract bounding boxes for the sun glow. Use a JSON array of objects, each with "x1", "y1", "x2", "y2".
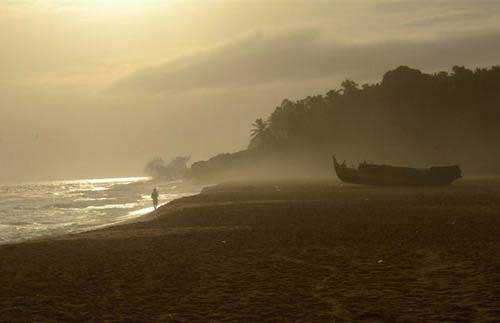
[
  {"x1": 78, "y1": 0, "x2": 158, "y2": 14},
  {"x1": 32, "y1": 0, "x2": 168, "y2": 17}
]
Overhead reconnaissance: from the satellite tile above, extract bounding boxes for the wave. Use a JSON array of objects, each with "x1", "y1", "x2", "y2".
[{"x1": 0, "y1": 177, "x2": 200, "y2": 244}]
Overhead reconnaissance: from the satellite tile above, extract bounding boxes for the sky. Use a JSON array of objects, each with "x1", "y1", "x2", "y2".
[{"x1": 1, "y1": 0, "x2": 500, "y2": 181}]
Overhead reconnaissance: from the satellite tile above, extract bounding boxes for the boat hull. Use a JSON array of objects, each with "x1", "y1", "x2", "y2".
[{"x1": 333, "y1": 156, "x2": 462, "y2": 186}]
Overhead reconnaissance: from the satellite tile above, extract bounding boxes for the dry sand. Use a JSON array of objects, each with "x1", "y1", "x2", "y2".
[{"x1": 0, "y1": 179, "x2": 499, "y2": 321}]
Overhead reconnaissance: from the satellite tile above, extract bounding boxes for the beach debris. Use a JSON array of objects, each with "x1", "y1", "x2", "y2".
[
  {"x1": 221, "y1": 240, "x2": 226, "y2": 244},
  {"x1": 377, "y1": 259, "x2": 384, "y2": 264}
]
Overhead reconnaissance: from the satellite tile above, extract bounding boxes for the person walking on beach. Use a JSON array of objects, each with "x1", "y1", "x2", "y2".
[{"x1": 151, "y1": 188, "x2": 159, "y2": 210}]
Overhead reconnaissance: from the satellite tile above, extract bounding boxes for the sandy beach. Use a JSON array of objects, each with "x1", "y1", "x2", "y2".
[{"x1": 0, "y1": 179, "x2": 499, "y2": 321}]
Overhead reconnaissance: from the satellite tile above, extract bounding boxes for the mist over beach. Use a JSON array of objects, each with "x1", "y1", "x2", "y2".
[
  {"x1": 0, "y1": 0, "x2": 499, "y2": 321},
  {"x1": 2, "y1": 0, "x2": 500, "y2": 182}
]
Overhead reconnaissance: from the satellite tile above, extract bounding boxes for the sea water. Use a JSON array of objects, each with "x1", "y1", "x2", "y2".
[{"x1": 0, "y1": 177, "x2": 200, "y2": 244}]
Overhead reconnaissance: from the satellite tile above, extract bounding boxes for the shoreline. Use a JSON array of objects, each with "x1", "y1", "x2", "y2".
[
  {"x1": 1, "y1": 178, "x2": 499, "y2": 321},
  {"x1": 0, "y1": 192, "x2": 197, "y2": 247},
  {"x1": 0, "y1": 178, "x2": 202, "y2": 247},
  {"x1": 3, "y1": 176, "x2": 499, "y2": 249}
]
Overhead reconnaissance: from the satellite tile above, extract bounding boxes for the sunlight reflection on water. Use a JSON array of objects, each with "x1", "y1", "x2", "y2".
[{"x1": 0, "y1": 177, "x2": 200, "y2": 244}]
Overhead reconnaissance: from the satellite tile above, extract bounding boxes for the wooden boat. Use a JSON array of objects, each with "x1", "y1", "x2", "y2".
[{"x1": 332, "y1": 155, "x2": 462, "y2": 186}]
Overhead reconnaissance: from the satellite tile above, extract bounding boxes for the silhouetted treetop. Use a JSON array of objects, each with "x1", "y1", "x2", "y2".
[
  {"x1": 249, "y1": 65, "x2": 500, "y2": 165},
  {"x1": 190, "y1": 65, "x2": 500, "y2": 180}
]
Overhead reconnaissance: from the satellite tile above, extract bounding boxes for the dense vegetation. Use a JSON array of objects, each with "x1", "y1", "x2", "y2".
[{"x1": 190, "y1": 66, "x2": 500, "y2": 181}]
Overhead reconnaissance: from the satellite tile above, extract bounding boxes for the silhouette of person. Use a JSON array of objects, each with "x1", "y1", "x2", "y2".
[{"x1": 151, "y1": 188, "x2": 159, "y2": 210}]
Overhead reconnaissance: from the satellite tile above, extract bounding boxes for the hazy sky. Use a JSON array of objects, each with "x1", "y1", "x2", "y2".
[{"x1": 1, "y1": 0, "x2": 500, "y2": 181}]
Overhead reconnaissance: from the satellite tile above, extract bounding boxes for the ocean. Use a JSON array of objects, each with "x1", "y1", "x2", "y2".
[{"x1": 0, "y1": 177, "x2": 201, "y2": 245}]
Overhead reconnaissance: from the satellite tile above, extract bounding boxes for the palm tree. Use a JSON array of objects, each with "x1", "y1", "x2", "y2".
[
  {"x1": 249, "y1": 118, "x2": 269, "y2": 149},
  {"x1": 250, "y1": 118, "x2": 268, "y2": 139}
]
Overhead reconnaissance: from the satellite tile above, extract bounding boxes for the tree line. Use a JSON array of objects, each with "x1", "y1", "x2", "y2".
[{"x1": 190, "y1": 65, "x2": 500, "y2": 180}]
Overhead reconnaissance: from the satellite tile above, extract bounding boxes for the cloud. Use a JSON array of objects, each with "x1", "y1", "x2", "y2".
[
  {"x1": 374, "y1": 0, "x2": 500, "y2": 31},
  {"x1": 112, "y1": 26, "x2": 500, "y2": 94},
  {"x1": 373, "y1": 0, "x2": 500, "y2": 13}
]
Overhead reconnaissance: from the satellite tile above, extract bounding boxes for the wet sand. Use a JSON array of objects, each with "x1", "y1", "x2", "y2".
[{"x1": 0, "y1": 179, "x2": 499, "y2": 321}]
